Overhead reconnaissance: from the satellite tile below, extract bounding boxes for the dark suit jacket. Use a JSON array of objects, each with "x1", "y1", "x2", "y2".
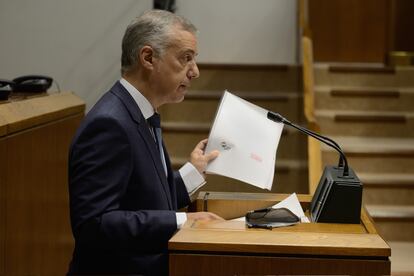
[{"x1": 68, "y1": 81, "x2": 190, "y2": 275}]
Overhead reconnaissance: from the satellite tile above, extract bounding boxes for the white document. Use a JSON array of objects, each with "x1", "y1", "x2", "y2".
[
  {"x1": 205, "y1": 91, "x2": 284, "y2": 190},
  {"x1": 231, "y1": 193, "x2": 310, "y2": 223},
  {"x1": 272, "y1": 193, "x2": 310, "y2": 223}
]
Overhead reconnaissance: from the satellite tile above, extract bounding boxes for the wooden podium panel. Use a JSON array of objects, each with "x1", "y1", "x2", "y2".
[
  {"x1": 0, "y1": 93, "x2": 85, "y2": 276},
  {"x1": 169, "y1": 192, "x2": 391, "y2": 275}
]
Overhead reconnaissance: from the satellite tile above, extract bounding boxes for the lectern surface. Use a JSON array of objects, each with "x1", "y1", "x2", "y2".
[
  {"x1": 169, "y1": 192, "x2": 391, "y2": 275},
  {"x1": 170, "y1": 219, "x2": 389, "y2": 257}
]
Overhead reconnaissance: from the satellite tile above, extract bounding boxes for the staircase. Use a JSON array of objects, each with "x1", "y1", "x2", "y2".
[
  {"x1": 159, "y1": 65, "x2": 308, "y2": 194},
  {"x1": 313, "y1": 63, "x2": 414, "y2": 274}
]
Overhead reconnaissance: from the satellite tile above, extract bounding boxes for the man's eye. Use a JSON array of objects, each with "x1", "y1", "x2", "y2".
[{"x1": 183, "y1": 54, "x2": 193, "y2": 63}]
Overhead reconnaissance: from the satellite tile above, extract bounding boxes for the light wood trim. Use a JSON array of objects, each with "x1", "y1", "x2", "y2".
[
  {"x1": 361, "y1": 207, "x2": 378, "y2": 234},
  {"x1": 302, "y1": 36, "x2": 315, "y2": 124},
  {"x1": 302, "y1": 36, "x2": 323, "y2": 195},
  {"x1": 306, "y1": 119, "x2": 322, "y2": 195},
  {"x1": 307, "y1": 136, "x2": 322, "y2": 194}
]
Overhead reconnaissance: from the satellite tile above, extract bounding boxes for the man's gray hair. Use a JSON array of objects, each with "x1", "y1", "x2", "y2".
[{"x1": 121, "y1": 9, "x2": 197, "y2": 75}]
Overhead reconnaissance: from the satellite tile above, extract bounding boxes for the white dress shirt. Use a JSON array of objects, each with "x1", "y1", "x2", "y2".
[{"x1": 119, "y1": 78, "x2": 205, "y2": 228}]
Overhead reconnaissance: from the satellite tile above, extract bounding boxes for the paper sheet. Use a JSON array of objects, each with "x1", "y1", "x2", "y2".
[
  {"x1": 205, "y1": 91, "x2": 284, "y2": 190},
  {"x1": 272, "y1": 193, "x2": 310, "y2": 223},
  {"x1": 231, "y1": 193, "x2": 310, "y2": 223}
]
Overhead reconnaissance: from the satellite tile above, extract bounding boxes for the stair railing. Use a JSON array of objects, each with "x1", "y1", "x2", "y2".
[{"x1": 302, "y1": 35, "x2": 323, "y2": 195}]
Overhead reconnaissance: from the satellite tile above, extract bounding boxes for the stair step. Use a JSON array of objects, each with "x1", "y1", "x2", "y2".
[
  {"x1": 315, "y1": 86, "x2": 414, "y2": 112},
  {"x1": 366, "y1": 205, "x2": 414, "y2": 220},
  {"x1": 360, "y1": 172, "x2": 414, "y2": 187},
  {"x1": 388, "y1": 241, "x2": 414, "y2": 274},
  {"x1": 329, "y1": 65, "x2": 396, "y2": 74},
  {"x1": 322, "y1": 136, "x2": 414, "y2": 155},
  {"x1": 359, "y1": 173, "x2": 414, "y2": 205},
  {"x1": 191, "y1": 64, "x2": 300, "y2": 92},
  {"x1": 314, "y1": 63, "x2": 414, "y2": 87},
  {"x1": 162, "y1": 121, "x2": 211, "y2": 133},
  {"x1": 171, "y1": 157, "x2": 308, "y2": 194},
  {"x1": 330, "y1": 88, "x2": 400, "y2": 97},
  {"x1": 163, "y1": 122, "x2": 307, "y2": 160},
  {"x1": 184, "y1": 90, "x2": 299, "y2": 100},
  {"x1": 322, "y1": 136, "x2": 414, "y2": 173},
  {"x1": 316, "y1": 110, "x2": 414, "y2": 137},
  {"x1": 366, "y1": 205, "x2": 414, "y2": 241},
  {"x1": 160, "y1": 90, "x2": 303, "y2": 124}
]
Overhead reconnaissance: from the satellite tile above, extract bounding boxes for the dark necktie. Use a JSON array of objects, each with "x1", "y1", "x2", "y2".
[{"x1": 147, "y1": 113, "x2": 167, "y2": 176}]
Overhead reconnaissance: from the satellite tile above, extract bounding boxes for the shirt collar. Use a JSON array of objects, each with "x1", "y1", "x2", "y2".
[{"x1": 119, "y1": 78, "x2": 155, "y2": 120}]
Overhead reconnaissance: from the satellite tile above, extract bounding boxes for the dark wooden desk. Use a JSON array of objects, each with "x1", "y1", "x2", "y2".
[{"x1": 169, "y1": 192, "x2": 391, "y2": 275}]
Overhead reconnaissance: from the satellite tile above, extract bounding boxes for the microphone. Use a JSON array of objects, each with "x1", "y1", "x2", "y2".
[
  {"x1": 267, "y1": 112, "x2": 347, "y2": 174},
  {"x1": 267, "y1": 111, "x2": 363, "y2": 224}
]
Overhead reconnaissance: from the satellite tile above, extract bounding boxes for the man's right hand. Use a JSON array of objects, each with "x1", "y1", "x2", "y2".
[
  {"x1": 189, "y1": 139, "x2": 219, "y2": 177},
  {"x1": 187, "y1": 212, "x2": 225, "y2": 221}
]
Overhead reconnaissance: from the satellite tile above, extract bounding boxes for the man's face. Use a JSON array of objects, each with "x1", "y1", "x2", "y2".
[{"x1": 151, "y1": 26, "x2": 200, "y2": 107}]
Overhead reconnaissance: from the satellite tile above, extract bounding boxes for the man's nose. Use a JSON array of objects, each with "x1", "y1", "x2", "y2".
[{"x1": 188, "y1": 62, "x2": 200, "y2": 79}]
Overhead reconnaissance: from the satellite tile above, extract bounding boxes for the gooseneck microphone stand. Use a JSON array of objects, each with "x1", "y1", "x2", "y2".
[{"x1": 267, "y1": 111, "x2": 363, "y2": 224}]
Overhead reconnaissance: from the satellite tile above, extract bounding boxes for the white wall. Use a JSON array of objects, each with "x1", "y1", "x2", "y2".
[
  {"x1": 0, "y1": 0, "x2": 297, "y2": 109},
  {"x1": 176, "y1": 0, "x2": 298, "y2": 65},
  {"x1": 0, "y1": 0, "x2": 152, "y2": 108}
]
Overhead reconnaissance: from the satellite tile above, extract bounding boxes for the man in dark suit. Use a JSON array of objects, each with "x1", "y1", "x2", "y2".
[{"x1": 68, "y1": 9, "x2": 223, "y2": 275}]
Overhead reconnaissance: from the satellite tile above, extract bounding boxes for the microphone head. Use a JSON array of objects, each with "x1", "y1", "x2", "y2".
[{"x1": 267, "y1": 112, "x2": 286, "y2": 123}]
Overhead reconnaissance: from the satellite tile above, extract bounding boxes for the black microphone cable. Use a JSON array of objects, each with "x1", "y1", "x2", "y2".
[{"x1": 267, "y1": 111, "x2": 349, "y2": 176}]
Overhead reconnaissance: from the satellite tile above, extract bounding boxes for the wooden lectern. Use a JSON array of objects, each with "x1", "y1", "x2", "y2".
[
  {"x1": 0, "y1": 92, "x2": 85, "y2": 276},
  {"x1": 169, "y1": 192, "x2": 391, "y2": 275}
]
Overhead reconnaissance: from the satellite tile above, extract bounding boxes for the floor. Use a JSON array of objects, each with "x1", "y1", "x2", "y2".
[{"x1": 389, "y1": 241, "x2": 414, "y2": 275}]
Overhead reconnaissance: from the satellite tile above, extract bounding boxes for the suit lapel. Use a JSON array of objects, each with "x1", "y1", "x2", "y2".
[{"x1": 111, "y1": 82, "x2": 173, "y2": 209}]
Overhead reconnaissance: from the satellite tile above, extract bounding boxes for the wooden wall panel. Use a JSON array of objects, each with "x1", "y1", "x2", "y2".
[
  {"x1": 391, "y1": 0, "x2": 414, "y2": 51},
  {"x1": 4, "y1": 114, "x2": 83, "y2": 275},
  {"x1": 170, "y1": 253, "x2": 390, "y2": 275},
  {"x1": 309, "y1": 0, "x2": 389, "y2": 63},
  {"x1": 0, "y1": 138, "x2": 5, "y2": 276}
]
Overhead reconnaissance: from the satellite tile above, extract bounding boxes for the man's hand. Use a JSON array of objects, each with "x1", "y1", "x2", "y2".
[
  {"x1": 187, "y1": 212, "x2": 225, "y2": 221},
  {"x1": 190, "y1": 139, "x2": 219, "y2": 176}
]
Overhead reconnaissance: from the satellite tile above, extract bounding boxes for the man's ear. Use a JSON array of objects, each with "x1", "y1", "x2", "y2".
[{"x1": 139, "y1": 46, "x2": 155, "y2": 70}]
